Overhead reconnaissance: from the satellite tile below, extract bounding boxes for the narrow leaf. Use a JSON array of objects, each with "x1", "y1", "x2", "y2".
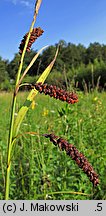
[
  {"x1": 12, "y1": 48, "x2": 58, "y2": 138},
  {"x1": 18, "y1": 45, "x2": 48, "y2": 86}
]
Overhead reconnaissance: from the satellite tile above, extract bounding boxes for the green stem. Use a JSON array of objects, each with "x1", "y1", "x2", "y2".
[
  {"x1": 5, "y1": 93, "x2": 16, "y2": 199},
  {"x1": 5, "y1": 161, "x2": 11, "y2": 200},
  {"x1": 37, "y1": 191, "x2": 92, "y2": 198},
  {"x1": 5, "y1": 1, "x2": 40, "y2": 199}
]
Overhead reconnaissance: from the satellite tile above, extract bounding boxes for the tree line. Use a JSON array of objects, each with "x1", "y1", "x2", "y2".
[{"x1": 0, "y1": 40, "x2": 106, "y2": 91}]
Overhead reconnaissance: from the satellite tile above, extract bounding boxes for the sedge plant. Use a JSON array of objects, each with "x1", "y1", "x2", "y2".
[
  {"x1": 5, "y1": 0, "x2": 99, "y2": 200},
  {"x1": 5, "y1": 0, "x2": 58, "y2": 200}
]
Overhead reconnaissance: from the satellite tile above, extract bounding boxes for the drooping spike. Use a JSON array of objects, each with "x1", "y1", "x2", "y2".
[{"x1": 43, "y1": 133, "x2": 99, "y2": 187}]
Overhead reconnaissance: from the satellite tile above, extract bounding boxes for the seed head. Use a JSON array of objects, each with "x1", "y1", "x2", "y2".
[
  {"x1": 19, "y1": 27, "x2": 44, "y2": 55},
  {"x1": 32, "y1": 82, "x2": 78, "y2": 104},
  {"x1": 43, "y1": 133, "x2": 99, "y2": 187}
]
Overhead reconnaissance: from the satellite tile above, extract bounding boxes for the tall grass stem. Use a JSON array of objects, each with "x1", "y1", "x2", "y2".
[{"x1": 5, "y1": 0, "x2": 42, "y2": 200}]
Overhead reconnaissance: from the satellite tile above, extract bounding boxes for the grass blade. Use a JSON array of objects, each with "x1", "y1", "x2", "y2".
[
  {"x1": 18, "y1": 45, "x2": 48, "y2": 87},
  {"x1": 13, "y1": 48, "x2": 58, "y2": 138}
]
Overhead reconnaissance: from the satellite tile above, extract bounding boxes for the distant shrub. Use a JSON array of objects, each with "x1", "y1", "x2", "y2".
[
  {"x1": 74, "y1": 60, "x2": 106, "y2": 91},
  {"x1": 46, "y1": 69, "x2": 66, "y2": 88},
  {"x1": 0, "y1": 79, "x2": 12, "y2": 91}
]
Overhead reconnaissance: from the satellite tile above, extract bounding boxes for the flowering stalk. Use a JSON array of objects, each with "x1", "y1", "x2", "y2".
[
  {"x1": 43, "y1": 133, "x2": 99, "y2": 187},
  {"x1": 31, "y1": 82, "x2": 78, "y2": 104},
  {"x1": 5, "y1": 0, "x2": 42, "y2": 200}
]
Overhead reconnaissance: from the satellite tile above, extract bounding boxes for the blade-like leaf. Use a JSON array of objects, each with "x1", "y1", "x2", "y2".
[
  {"x1": 18, "y1": 45, "x2": 48, "y2": 86},
  {"x1": 12, "y1": 48, "x2": 58, "y2": 138}
]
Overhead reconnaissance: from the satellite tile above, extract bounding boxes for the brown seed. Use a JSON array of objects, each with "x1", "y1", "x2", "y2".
[
  {"x1": 43, "y1": 133, "x2": 99, "y2": 187},
  {"x1": 19, "y1": 27, "x2": 44, "y2": 55},
  {"x1": 33, "y1": 82, "x2": 78, "y2": 105}
]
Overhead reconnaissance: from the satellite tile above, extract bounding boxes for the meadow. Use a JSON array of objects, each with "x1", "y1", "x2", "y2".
[{"x1": 0, "y1": 90, "x2": 106, "y2": 200}]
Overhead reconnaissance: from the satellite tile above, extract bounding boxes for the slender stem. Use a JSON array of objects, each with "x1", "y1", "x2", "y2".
[
  {"x1": 0, "y1": 147, "x2": 5, "y2": 187},
  {"x1": 5, "y1": 93, "x2": 16, "y2": 199},
  {"x1": 37, "y1": 191, "x2": 92, "y2": 198},
  {"x1": 16, "y1": 18, "x2": 35, "y2": 86},
  {"x1": 5, "y1": 0, "x2": 42, "y2": 200}
]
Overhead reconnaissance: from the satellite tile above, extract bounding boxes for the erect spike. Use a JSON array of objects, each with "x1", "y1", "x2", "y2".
[{"x1": 19, "y1": 27, "x2": 44, "y2": 55}]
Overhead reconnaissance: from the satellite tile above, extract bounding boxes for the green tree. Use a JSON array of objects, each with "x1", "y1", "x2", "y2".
[
  {"x1": 102, "y1": 45, "x2": 106, "y2": 62},
  {"x1": 7, "y1": 50, "x2": 41, "y2": 80},
  {"x1": 60, "y1": 43, "x2": 86, "y2": 68},
  {"x1": 0, "y1": 56, "x2": 9, "y2": 83},
  {"x1": 7, "y1": 54, "x2": 20, "y2": 79},
  {"x1": 85, "y1": 42, "x2": 102, "y2": 64}
]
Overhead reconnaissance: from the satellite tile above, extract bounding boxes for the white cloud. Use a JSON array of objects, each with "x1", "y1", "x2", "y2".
[
  {"x1": 10, "y1": 0, "x2": 17, "y2": 5},
  {"x1": 6, "y1": 0, "x2": 33, "y2": 8},
  {"x1": 20, "y1": 1, "x2": 31, "y2": 7}
]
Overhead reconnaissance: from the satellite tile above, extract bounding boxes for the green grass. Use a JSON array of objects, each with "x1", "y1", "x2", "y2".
[{"x1": 0, "y1": 90, "x2": 106, "y2": 199}]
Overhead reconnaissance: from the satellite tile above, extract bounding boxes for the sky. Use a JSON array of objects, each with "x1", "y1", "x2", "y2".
[{"x1": 1, "y1": 0, "x2": 106, "y2": 61}]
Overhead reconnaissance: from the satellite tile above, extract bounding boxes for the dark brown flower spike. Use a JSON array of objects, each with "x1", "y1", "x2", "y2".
[
  {"x1": 19, "y1": 27, "x2": 44, "y2": 55},
  {"x1": 43, "y1": 133, "x2": 99, "y2": 187},
  {"x1": 31, "y1": 82, "x2": 78, "y2": 104}
]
